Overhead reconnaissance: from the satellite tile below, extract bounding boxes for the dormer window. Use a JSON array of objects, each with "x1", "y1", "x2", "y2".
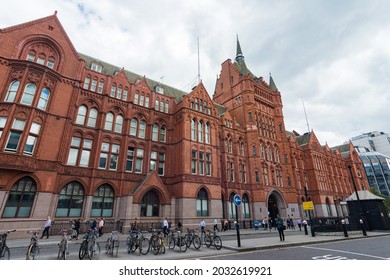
[
  {"x1": 155, "y1": 85, "x2": 164, "y2": 94},
  {"x1": 91, "y1": 62, "x2": 102, "y2": 73}
]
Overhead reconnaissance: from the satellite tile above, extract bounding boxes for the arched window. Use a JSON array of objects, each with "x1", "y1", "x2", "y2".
[
  {"x1": 228, "y1": 193, "x2": 237, "y2": 219},
  {"x1": 104, "y1": 112, "x2": 114, "y2": 131},
  {"x1": 87, "y1": 108, "x2": 98, "y2": 127},
  {"x1": 116, "y1": 86, "x2": 122, "y2": 99},
  {"x1": 205, "y1": 123, "x2": 210, "y2": 144},
  {"x1": 2, "y1": 177, "x2": 37, "y2": 218},
  {"x1": 160, "y1": 126, "x2": 166, "y2": 142},
  {"x1": 5, "y1": 81, "x2": 20, "y2": 102},
  {"x1": 242, "y1": 194, "x2": 251, "y2": 218},
  {"x1": 38, "y1": 88, "x2": 50, "y2": 110},
  {"x1": 76, "y1": 106, "x2": 87, "y2": 125},
  {"x1": 55, "y1": 181, "x2": 85, "y2": 217},
  {"x1": 130, "y1": 118, "x2": 138, "y2": 136},
  {"x1": 138, "y1": 120, "x2": 146, "y2": 138},
  {"x1": 20, "y1": 83, "x2": 37, "y2": 106},
  {"x1": 140, "y1": 190, "x2": 159, "y2": 217},
  {"x1": 196, "y1": 188, "x2": 209, "y2": 216},
  {"x1": 152, "y1": 124, "x2": 159, "y2": 141},
  {"x1": 191, "y1": 119, "x2": 197, "y2": 141},
  {"x1": 198, "y1": 121, "x2": 203, "y2": 143},
  {"x1": 114, "y1": 115, "x2": 123, "y2": 133},
  {"x1": 91, "y1": 184, "x2": 115, "y2": 217}
]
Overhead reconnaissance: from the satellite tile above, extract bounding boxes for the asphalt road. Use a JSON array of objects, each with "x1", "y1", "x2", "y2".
[{"x1": 199, "y1": 235, "x2": 390, "y2": 260}]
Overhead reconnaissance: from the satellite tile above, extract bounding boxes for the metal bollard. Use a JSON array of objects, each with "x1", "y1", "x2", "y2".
[
  {"x1": 360, "y1": 219, "x2": 367, "y2": 236},
  {"x1": 341, "y1": 219, "x2": 348, "y2": 237},
  {"x1": 235, "y1": 222, "x2": 241, "y2": 247}
]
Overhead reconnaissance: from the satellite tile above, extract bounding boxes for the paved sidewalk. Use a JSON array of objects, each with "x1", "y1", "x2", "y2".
[{"x1": 6, "y1": 227, "x2": 390, "y2": 255}]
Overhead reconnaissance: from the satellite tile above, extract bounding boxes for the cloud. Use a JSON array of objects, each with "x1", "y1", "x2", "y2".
[{"x1": 1, "y1": 0, "x2": 389, "y2": 147}]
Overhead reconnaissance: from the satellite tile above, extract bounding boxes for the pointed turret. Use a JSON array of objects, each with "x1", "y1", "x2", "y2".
[
  {"x1": 269, "y1": 74, "x2": 278, "y2": 91},
  {"x1": 235, "y1": 35, "x2": 244, "y2": 62},
  {"x1": 233, "y1": 35, "x2": 254, "y2": 77}
]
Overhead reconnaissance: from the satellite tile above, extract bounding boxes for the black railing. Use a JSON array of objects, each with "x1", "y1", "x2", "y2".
[{"x1": 49, "y1": 219, "x2": 123, "y2": 236}]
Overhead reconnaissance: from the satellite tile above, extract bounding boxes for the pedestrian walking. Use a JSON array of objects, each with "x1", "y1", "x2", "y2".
[
  {"x1": 289, "y1": 216, "x2": 295, "y2": 230},
  {"x1": 275, "y1": 214, "x2": 285, "y2": 241},
  {"x1": 224, "y1": 219, "x2": 228, "y2": 231},
  {"x1": 177, "y1": 220, "x2": 183, "y2": 232},
  {"x1": 163, "y1": 217, "x2": 169, "y2": 236},
  {"x1": 268, "y1": 217, "x2": 273, "y2": 231},
  {"x1": 98, "y1": 217, "x2": 104, "y2": 236},
  {"x1": 73, "y1": 218, "x2": 81, "y2": 239},
  {"x1": 40, "y1": 216, "x2": 52, "y2": 239},
  {"x1": 213, "y1": 218, "x2": 219, "y2": 231},
  {"x1": 199, "y1": 219, "x2": 206, "y2": 234},
  {"x1": 254, "y1": 219, "x2": 260, "y2": 230},
  {"x1": 297, "y1": 218, "x2": 302, "y2": 231},
  {"x1": 262, "y1": 218, "x2": 268, "y2": 230},
  {"x1": 131, "y1": 218, "x2": 139, "y2": 230}
]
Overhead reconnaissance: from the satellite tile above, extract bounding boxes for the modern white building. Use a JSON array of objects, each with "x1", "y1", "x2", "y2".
[
  {"x1": 351, "y1": 131, "x2": 390, "y2": 157},
  {"x1": 354, "y1": 146, "x2": 390, "y2": 196}
]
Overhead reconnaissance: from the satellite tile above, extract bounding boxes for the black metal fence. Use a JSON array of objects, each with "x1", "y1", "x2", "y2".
[
  {"x1": 49, "y1": 219, "x2": 123, "y2": 236},
  {"x1": 312, "y1": 216, "x2": 362, "y2": 232},
  {"x1": 48, "y1": 217, "x2": 364, "y2": 236}
]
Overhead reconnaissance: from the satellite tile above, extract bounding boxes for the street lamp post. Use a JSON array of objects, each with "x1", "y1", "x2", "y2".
[
  {"x1": 304, "y1": 187, "x2": 315, "y2": 237},
  {"x1": 348, "y1": 165, "x2": 367, "y2": 236}
]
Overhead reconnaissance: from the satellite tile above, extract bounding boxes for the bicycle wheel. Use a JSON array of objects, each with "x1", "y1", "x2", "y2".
[
  {"x1": 214, "y1": 236, "x2": 222, "y2": 250},
  {"x1": 184, "y1": 234, "x2": 191, "y2": 247},
  {"x1": 161, "y1": 239, "x2": 166, "y2": 254},
  {"x1": 204, "y1": 235, "x2": 212, "y2": 248},
  {"x1": 179, "y1": 236, "x2": 187, "y2": 252},
  {"x1": 168, "y1": 236, "x2": 175, "y2": 249},
  {"x1": 105, "y1": 238, "x2": 112, "y2": 255},
  {"x1": 88, "y1": 241, "x2": 101, "y2": 260},
  {"x1": 57, "y1": 247, "x2": 62, "y2": 259},
  {"x1": 27, "y1": 244, "x2": 39, "y2": 260},
  {"x1": 114, "y1": 240, "x2": 119, "y2": 257},
  {"x1": 192, "y1": 235, "x2": 201, "y2": 249},
  {"x1": 139, "y1": 237, "x2": 150, "y2": 255},
  {"x1": 0, "y1": 246, "x2": 10, "y2": 260},
  {"x1": 151, "y1": 238, "x2": 160, "y2": 255},
  {"x1": 126, "y1": 236, "x2": 132, "y2": 254},
  {"x1": 79, "y1": 241, "x2": 87, "y2": 260},
  {"x1": 93, "y1": 242, "x2": 101, "y2": 259}
]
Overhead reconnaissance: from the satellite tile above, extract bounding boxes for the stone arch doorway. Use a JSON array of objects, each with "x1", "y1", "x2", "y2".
[{"x1": 267, "y1": 191, "x2": 286, "y2": 220}]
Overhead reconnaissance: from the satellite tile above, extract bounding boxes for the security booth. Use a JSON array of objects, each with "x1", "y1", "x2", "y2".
[{"x1": 346, "y1": 190, "x2": 390, "y2": 230}]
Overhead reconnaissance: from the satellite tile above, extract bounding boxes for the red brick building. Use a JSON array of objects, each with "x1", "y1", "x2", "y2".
[{"x1": 0, "y1": 13, "x2": 368, "y2": 234}]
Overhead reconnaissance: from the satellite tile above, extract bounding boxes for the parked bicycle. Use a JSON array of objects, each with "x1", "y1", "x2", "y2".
[
  {"x1": 149, "y1": 227, "x2": 166, "y2": 255},
  {"x1": 105, "y1": 230, "x2": 119, "y2": 257},
  {"x1": 126, "y1": 229, "x2": 150, "y2": 255},
  {"x1": 184, "y1": 228, "x2": 201, "y2": 249},
  {"x1": 167, "y1": 228, "x2": 187, "y2": 252},
  {"x1": 0, "y1": 230, "x2": 16, "y2": 260},
  {"x1": 26, "y1": 230, "x2": 40, "y2": 260},
  {"x1": 204, "y1": 230, "x2": 222, "y2": 250},
  {"x1": 57, "y1": 228, "x2": 70, "y2": 260},
  {"x1": 79, "y1": 229, "x2": 100, "y2": 260}
]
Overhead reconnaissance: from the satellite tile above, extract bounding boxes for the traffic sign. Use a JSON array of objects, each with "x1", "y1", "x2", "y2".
[
  {"x1": 233, "y1": 194, "x2": 242, "y2": 206},
  {"x1": 303, "y1": 201, "x2": 314, "y2": 210}
]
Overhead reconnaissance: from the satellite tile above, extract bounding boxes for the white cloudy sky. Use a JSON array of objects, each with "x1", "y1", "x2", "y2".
[{"x1": 1, "y1": 0, "x2": 389, "y2": 147}]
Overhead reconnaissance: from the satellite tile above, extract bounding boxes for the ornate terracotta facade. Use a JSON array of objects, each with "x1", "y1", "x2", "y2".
[{"x1": 0, "y1": 13, "x2": 368, "y2": 233}]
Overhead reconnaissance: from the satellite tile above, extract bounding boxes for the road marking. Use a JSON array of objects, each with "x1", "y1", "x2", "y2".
[{"x1": 302, "y1": 246, "x2": 388, "y2": 260}]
